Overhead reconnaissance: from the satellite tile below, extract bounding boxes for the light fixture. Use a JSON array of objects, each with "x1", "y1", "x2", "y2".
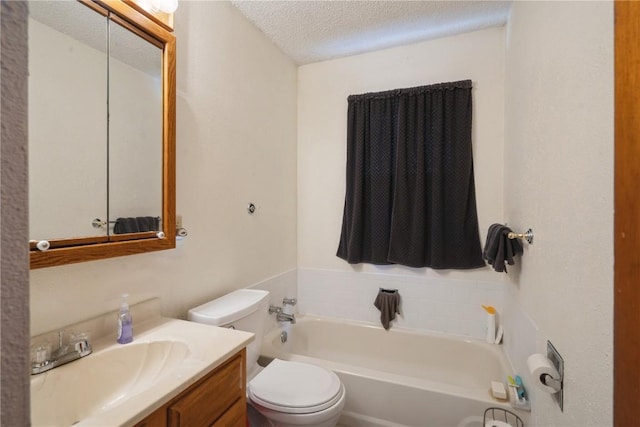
[{"x1": 149, "y1": 0, "x2": 178, "y2": 14}]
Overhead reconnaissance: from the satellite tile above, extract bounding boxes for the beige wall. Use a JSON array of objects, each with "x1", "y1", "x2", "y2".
[
  {"x1": 504, "y1": 2, "x2": 613, "y2": 425},
  {"x1": 297, "y1": 27, "x2": 505, "y2": 282},
  {"x1": 30, "y1": 1, "x2": 298, "y2": 335}
]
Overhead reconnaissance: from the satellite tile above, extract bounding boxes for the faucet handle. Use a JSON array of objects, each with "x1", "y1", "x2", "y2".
[
  {"x1": 31, "y1": 344, "x2": 51, "y2": 365},
  {"x1": 74, "y1": 339, "x2": 92, "y2": 357},
  {"x1": 269, "y1": 305, "x2": 282, "y2": 315},
  {"x1": 283, "y1": 298, "x2": 297, "y2": 306},
  {"x1": 70, "y1": 332, "x2": 91, "y2": 353}
]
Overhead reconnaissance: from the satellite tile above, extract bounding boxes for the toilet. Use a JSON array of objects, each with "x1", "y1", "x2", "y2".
[{"x1": 188, "y1": 289, "x2": 346, "y2": 427}]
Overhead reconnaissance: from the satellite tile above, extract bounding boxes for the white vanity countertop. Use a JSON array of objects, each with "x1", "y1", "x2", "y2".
[{"x1": 30, "y1": 316, "x2": 254, "y2": 427}]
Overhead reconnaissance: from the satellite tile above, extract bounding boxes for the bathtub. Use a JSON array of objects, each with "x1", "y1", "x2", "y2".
[{"x1": 259, "y1": 316, "x2": 528, "y2": 427}]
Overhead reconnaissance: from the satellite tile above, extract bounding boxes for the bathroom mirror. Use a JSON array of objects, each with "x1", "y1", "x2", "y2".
[
  {"x1": 108, "y1": 14, "x2": 163, "y2": 228},
  {"x1": 28, "y1": 0, "x2": 175, "y2": 269},
  {"x1": 29, "y1": 0, "x2": 108, "y2": 242}
]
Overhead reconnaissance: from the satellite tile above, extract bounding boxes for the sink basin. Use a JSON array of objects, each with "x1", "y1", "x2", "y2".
[
  {"x1": 31, "y1": 340, "x2": 189, "y2": 426},
  {"x1": 29, "y1": 316, "x2": 253, "y2": 426}
]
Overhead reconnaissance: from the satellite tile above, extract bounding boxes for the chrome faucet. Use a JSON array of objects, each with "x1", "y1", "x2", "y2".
[
  {"x1": 31, "y1": 330, "x2": 92, "y2": 375},
  {"x1": 269, "y1": 298, "x2": 297, "y2": 324},
  {"x1": 276, "y1": 311, "x2": 296, "y2": 324}
]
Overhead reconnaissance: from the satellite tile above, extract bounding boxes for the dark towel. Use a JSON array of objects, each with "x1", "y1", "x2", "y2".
[
  {"x1": 483, "y1": 224, "x2": 523, "y2": 273},
  {"x1": 137, "y1": 216, "x2": 160, "y2": 232},
  {"x1": 113, "y1": 217, "x2": 139, "y2": 234},
  {"x1": 374, "y1": 289, "x2": 400, "y2": 330},
  {"x1": 113, "y1": 216, "x2": 160, "y2": 234}
]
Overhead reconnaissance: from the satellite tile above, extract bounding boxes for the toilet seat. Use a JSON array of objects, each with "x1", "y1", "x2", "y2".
[{"x1": 248, "y1": 359, "x2": 344, "y2": 414}]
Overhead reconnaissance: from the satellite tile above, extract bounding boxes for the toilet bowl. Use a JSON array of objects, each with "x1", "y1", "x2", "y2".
[
  {"x1": 248, "y1": 359, "x2": 346, "y2": 427},
  {"x1": 188, "y1": 289, "x2": 345, "y2": 427}
]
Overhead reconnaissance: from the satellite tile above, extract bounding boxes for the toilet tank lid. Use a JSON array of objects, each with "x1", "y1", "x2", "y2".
[{"x1": 188, "y1": 289, "x2": 270, "y2": 326}]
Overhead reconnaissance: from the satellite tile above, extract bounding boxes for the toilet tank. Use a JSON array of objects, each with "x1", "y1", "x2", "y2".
[{"x1": 187, "y1": 289, "x2": 270, "y2": 374}]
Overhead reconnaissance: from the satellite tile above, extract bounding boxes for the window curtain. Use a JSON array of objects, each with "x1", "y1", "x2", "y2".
[{"x1": 336, "y1": 80, "x2": 484, "y2": 269}]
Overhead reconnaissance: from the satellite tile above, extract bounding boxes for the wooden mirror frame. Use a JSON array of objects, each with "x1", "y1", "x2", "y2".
[{"x1": 30, "y1": 0, "x2": 176, "y2": 269}]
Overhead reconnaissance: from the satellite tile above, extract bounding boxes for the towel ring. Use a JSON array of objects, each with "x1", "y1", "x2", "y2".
[{"x1": 507, "y1": 228, "x2": 533, "y2": 244}]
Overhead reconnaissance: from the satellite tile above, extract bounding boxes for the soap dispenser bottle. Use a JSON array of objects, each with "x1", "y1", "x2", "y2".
[{"x1": 117, "y1": 294, "x2": 133, "y2": 344}]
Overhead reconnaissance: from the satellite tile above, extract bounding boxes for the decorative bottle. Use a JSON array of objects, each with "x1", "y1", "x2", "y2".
[{"x1": 482, "y1": 305, "x2": 496, "y2": 344}]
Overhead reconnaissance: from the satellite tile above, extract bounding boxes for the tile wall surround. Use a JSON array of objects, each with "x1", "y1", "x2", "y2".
[
  {"x1": 502, "y1": 287, "x2": 539, "y2": 377},
  {"x1": 297, "y1": 268, "x2": 506, "y2": 340},
  {"x1": 251, "y1": 269, "x2": 538, "y2": 372}
]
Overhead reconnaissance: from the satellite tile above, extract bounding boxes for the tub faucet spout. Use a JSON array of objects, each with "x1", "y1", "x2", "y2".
[
  {"x1": 276, "y1": 312, "x2": 296, "y2": 324},
  {"x1": 269, "y1": 304, "x2": 296, "y2": 324}
]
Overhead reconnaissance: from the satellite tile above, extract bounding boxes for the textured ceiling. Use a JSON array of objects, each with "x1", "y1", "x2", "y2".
[
  {"x1": 29, "y1": 1, "x2": 161, "y2": 77},
  {"x1": 232, "y1": 1, "x2": 513, "y2": 65}
]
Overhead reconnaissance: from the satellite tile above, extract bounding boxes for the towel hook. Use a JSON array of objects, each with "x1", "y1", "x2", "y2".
[{"x1": 507, "y1": 228, "x2": 534, "y2": 244}]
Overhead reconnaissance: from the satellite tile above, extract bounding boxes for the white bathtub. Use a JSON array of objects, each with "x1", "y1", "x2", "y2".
[{"x1": 260, "y1": 316, "x2": 528, "y2": 427}]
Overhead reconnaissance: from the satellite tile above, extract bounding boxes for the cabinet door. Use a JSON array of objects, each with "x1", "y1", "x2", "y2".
[
  {"x1": 168, "y1": 354, "x2": 243, "y2": 427},
  {"x1": 133, "y1": 407, "x2": 166, "y2": 427},
  {"x1": 211, "y1": 398, "x2": 246, "y2": 427}
]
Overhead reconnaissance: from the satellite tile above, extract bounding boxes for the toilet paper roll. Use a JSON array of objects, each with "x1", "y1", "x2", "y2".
[{"x1": 527, "y1": 353, "x2": 561, "y2": 394}]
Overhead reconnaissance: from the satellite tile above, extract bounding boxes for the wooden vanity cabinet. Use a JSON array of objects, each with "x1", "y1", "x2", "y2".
[{"x1": 134, "y1": 349, "x2": 246, "y2": 427}]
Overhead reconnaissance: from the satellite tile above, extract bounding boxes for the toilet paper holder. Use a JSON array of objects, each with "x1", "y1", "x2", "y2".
[
  {"x1": 545, "y1": 340, "x2": 564, "y2": 411},
  {"x1": 540, "y1": 372, "x2": 562, "y2": 391}
]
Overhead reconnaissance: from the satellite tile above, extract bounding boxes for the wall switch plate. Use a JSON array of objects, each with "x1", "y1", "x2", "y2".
[{"x1": 547, "y1": 340, "x2": 564, "y2": 412}]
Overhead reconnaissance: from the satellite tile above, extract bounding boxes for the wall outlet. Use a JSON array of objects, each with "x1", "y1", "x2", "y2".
[{"x1": 176, "y1": 214, "x2": 182, "y2": 229}]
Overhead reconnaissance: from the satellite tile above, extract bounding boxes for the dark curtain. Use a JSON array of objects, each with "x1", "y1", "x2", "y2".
[{"x1": 336, "y1": 80, "x2": 484, "y2": 269}]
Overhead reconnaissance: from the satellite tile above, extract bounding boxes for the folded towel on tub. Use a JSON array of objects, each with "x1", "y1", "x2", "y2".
[{"x1": 374, "y1": 289, "x2": 400, "y2": 330}]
